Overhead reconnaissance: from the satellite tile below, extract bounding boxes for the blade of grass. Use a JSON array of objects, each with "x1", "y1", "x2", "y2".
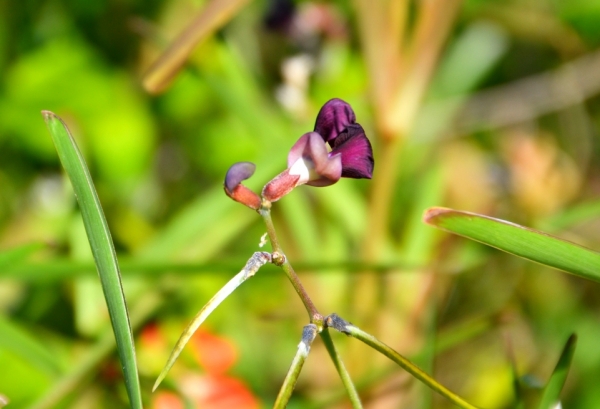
[
  {"x1": 320, "y1": 329, "x2": 363, "y2": 409},
  {"x1": 537, "y1": 334, "x2": 577, "y2": 409},
  {"x1": 143, "y1": 0, "x2": 250, "y2": 93},
  {"x1": 423, "y1": 207, "x2": 600, "y2": 282},
  {"x1": 42, "y1": 111, "x2": 142, "y2": 409},
  {"x1": 153, "y1": 251, "x2": 271, "y2": 391},
  {"x1": 325, "y1": 314, "x2": 480, "y2": 409},
  {"x1": 274, "y1": 324, "x2": 318, "y2": 409},
  {"x1": 2, "y1": 259, "x2": 423, "y2": 282}
]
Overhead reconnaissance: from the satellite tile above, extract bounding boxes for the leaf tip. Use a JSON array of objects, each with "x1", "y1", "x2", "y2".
[
  {"x1": 151, "y1": 376, "x2": 163, "y2": 393},
  {"x1": 41, "y1": 110, "x2": 56, "y2": 122},
  {"x1": 422, "y1": 206, "x2": 453, "y2": 225}
]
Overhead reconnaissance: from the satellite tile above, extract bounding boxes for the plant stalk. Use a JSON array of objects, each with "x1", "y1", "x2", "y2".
[{"x1": 259, "y1": 201, "x2": 322, "y2": 323}]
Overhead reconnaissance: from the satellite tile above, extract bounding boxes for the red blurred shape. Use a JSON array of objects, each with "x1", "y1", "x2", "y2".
[
  {"x1": 191, "y1": 329, "x2": 238, "y2": 375},
  {"x1": 153, "y1": 391, "x2": 184, "y2": 409},
  {"x1": 181, "y1": 374, "x2": 259, "y2": 409}
]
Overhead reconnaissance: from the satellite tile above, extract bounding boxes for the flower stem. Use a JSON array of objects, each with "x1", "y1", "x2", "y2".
[
  {"x1": 274, "y1": 324, "x2": 319, "y2": 409},
  {"x1": 320, "y1": 329, "x2": 363, "y2": 409},
  {"x1": 327, "y1": 315, "x2": 480, "y2": 409},
  {"x1": 259, "y1": 200, "x2": 322, "y2": 324}
]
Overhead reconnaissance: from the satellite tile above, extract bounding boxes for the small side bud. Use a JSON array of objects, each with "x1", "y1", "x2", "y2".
[
  {"x1": 261, "y1": 169, "x2": 300, "y2": 202},
  {"x1": 224, "y1": 162, "x2": 261, "y2": 210}
]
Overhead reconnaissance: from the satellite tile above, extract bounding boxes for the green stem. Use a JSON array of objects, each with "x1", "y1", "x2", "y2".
[
  {"x1": 260, "y1": 202, "x2": 322, "y2": 323},
  {"x1": 274, "y1": 324, "x2": 318, "y2": 408},
  {"x1": 320, "y1": 329, "x2": 363, "y2": 409},
  {"x1": 326, "y1": 314, "x2": 480, "y2": 409}
]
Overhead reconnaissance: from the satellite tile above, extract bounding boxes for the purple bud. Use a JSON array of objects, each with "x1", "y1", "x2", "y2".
[
  {"x1": 314, "y1": 98, "x2": 356, "y2": 144},
  {"x1": 224, "y1": 162, "x2": 256, "y2": 193}
]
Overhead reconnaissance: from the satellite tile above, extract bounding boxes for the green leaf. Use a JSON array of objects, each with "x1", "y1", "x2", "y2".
[
  {"x1": 42, "y1": 111, "x2": 142, "y2": 409},
  {"x1": 143, "y1": 0, "x2": 250, "y2": 93},
  {"x1": 153, "y1": 251, "x2": 271, "y2": 391},
  {"x1": 423, "y1": 207, "x2": 600, "y2": 282},
  {"x1": 537, "y1": 334, "x2": 577, "y2": 409},
  {"x1": 335, "y1": 317, "x2": 480, "y2": 409}
]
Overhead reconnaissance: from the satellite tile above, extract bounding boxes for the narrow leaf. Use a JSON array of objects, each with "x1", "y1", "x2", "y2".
[
  {"x1": 42, "y1": 111, "x2": 142, "y2": 409},
  {"x1": 153, "y1": 251, "x2": 271, "y2": 391},
  {"x1": 320, "y1": 329, "x2": 363, "y2": 409},
  {"x1": 423, "y1": 207, "x2": 600, "y2": 282},
  {"x1": 143, "y1": 0, "x2": 250, "y2": 93},
  {"x1": 274, "y1": 324, "x2": 318, "y2": 409},
  {"x1": 328, "y1": 315, "x2": 480, "y2": 409},
  {"x1": 537, "y1": 334, "x2": 577, "y2": 409}
]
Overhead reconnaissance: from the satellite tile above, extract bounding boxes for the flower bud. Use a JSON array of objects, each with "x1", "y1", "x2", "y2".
[
  {"x1": 224, "y1": 162, "x2": 261, "y2": 210},
  {"x1": 261, "y1": 170, "x2": 300, "y2": 202}
]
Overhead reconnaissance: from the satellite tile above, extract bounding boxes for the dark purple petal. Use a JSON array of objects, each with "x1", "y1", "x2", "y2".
[
  {"x1": 330, "y1": 123, "x2": 374, "y2": 179},
  {"x1": 314, "y1": 98, "x2": 356, "y2": 144},
  {"x1": 224, "y1": 162, "x2": 256, "y2": 192}
]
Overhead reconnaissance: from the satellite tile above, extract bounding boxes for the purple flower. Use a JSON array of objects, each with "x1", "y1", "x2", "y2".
[{"x1": 263, "y1": 98, "x2": 374, "y2": 201}]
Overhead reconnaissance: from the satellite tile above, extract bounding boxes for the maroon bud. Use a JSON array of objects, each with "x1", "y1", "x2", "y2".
[
  {"x1": 262, "y1": 169, "x2": 301, "y2": 202},
  {"x1": 224, "y1": 162, "x2": 261, "y2": 210}
]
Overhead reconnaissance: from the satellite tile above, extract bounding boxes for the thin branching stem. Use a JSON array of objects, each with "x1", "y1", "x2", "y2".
[
  {"x1": 320, "y1": 329, "x2": 363, "y2": 409},
  {"x1": 326, "y1": 314, "x2": 480, "y2": 409},
  {"x1": 274, "y1": 324, "x2": 319, "y2": 409},
  {"x1": 260, "y1": 200, "x2": 322, "y2": 323}
]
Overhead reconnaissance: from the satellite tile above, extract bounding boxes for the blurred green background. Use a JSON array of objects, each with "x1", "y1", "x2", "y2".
[{"x1": 2, "y1": 0, "x2": 600, "y2": 408}]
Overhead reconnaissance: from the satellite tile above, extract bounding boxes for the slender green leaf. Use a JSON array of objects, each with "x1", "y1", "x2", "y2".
[
  {"x1": 153, "y1": 251, "x2": 271, "y2": 391},
  {"x1": 42, "y1": 111, "x2": 142, "y2": 409},
  {"x1": 537, "y1": 334, "x2": 577, "y2": 409},
  {"x1": 320, "y1": 329, "x2": 363, "y2": 409},
  {"x1": 2, "y1": 259, "x2": 421, "y2": 282},
  {"x1": 423, "y1": 207, "x2": 600, "y2": 282},
  {"x1": 143, "y1": 0, "x2": 250, "y2": 93},
  {"x1": 274, "y1": 324, "x2": 318, "y2": 409},
  {"x1": 324, "y1": 314, "x2": 480, "y2": 409}
]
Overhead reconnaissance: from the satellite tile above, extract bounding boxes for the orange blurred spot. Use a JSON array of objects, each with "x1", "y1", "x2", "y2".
[
  {"x1": 191, "y1": 329, "x2": 237, "y2": 375},
  {"x1": 153, "y1": 391, "x2": 184, "y2": 409},
  {"x1": 140, "y1": 322, "x2": 166, "y2": 349},
  {"x1": 181, "y1": 374, "x2": 259, "y2": 409}
]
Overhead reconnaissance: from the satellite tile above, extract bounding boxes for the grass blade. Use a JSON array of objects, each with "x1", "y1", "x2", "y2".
[
  {"x1": 537, "y1": 334, "x2": 577, "y2": 409},
  {"x1": 320, "y1": 329, "x2": 363, "y2": 409},
  {"x1": 423, "y1": 207, "x2": 600, "y2": 282},
  {"x1": 143, "y1": 0, "x2": 250, "y2": 93},
  {"x1": 42, "y1": 111, "x2": 142, "y2": 409},
  {"x1": 325, "y1": 314, "x2": 480, "y2": 409},
  {"x1": 274, "y1": 324, "x2": 318, "y2": 409},
  {"x1": 153, "y1": 251, "x2": 271, "y2": 391}
]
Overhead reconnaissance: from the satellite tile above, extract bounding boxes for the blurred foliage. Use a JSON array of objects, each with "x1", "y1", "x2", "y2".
[{"x1": 1, "y1": 0, "x2": 600, "y2": 408}]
